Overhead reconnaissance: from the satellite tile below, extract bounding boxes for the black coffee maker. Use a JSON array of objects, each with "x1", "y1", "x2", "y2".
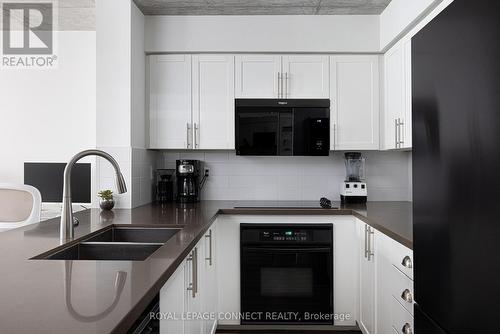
[{"x1": 175, "y1": 160, "x2": 206, "y2": 203}]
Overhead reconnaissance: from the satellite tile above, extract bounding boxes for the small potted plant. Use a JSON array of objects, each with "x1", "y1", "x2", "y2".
[{"x1": 98, "y1": 190, "x2": 115, "y2": 211}]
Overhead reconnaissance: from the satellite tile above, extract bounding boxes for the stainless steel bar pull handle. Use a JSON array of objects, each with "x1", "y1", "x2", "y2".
[
  {"x1": 332, "y1": 123, "x2": 336, "y2": 150},
  {"x1": 367, "y1": 227, "x2": 374, "y2": 261},
  {"x1": 193, "y1": 247, "x2": 198, "y2": 296},
  {"x1": 402, "y1": 323, "x2": 413, "y2": 334},
  {"x1": 395, "y1": 118, "x2": 399, "y2": 148},
  {"x1": 194, "y1": 123, "x2": 199, "y2": 149},
  {"x1": 205, "y1": 229, "x2": 213, "y2": 266},
  {"x1": 364, "y1": 225, "x2": 369, "y2": 259},
  {"x1": 278, "y1": 72, "x2": 281, "y2": 98},
  {"x1": 186, "y1": 248, "x2": 198, "y2": 298},
  {"x1": 401, "y1": 255, "x2": 413, "y2": 269},
  {"x1": 186, "y1": 123, "x2": 191, "y2": 149},
  {"x1": 401, "y1": 289, "x2": 413, "y2": 303},
  {"x1": 186, "y1": 253, "x2": 194, "y2": 295},
  {"x1": 399, "y1": 119, "x2": 405, "y2": 146},
  {"x1": 285, "y1": 72, "x2": 289, "y2": 98}
]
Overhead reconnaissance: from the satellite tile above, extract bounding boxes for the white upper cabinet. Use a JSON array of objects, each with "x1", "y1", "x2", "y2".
[
  {"x1": 403, "y1": 38, "x2": 413, "y2": 149},
  {"x1": 149, "y1": 54, "x2": 192, "y2": 149},
  {"x1": 383, "y1": 38, "x2": 412, "y2": 150},
  {"x1": 235, "y1": 55, "x2": 280, "y2": 98},
  {"x1": 330, "y1": 55, "x2": 380, "y2": 150},
  {"x1": 282, "y1": 55, "x2": 330, "y2": 98},
  {"x1": 235, "y1": 55, "x2": 329, "y2": 99},
  {"x1": 192, "y1": 55, "x2": 235, "y2": 150},
  {"x1": 149, "y1": 54, "x2": 235, "y2": 150}
]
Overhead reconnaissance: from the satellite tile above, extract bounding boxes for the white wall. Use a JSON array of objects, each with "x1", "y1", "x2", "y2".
[
  {"x1": 131, "y1": 3, "x2": 147, "y2": 149},
  {"x1": 145, "y1": 15, "x2": 380, "y2": 53},
  {"x1": 380, "y1": 0, "x2": 443, "y2": 51},
  {"x1": 96, "y1": 0, "x2": 154, "y2": 208},
  {"x1": 96, "y1": 0, "x2": 132, "y2": 208},
  {"x1": 0, "y1": 31, "x2": 97, "y2": 204},
  {"x1": 158, "y1": 151, "x2": 412, "y2": 201},
  {"x1": 131, "y1": 3, "x2": 155, "y2": 207},
  {"x1": 96, "y1": 0, "x2": 131, "y2": 148}
]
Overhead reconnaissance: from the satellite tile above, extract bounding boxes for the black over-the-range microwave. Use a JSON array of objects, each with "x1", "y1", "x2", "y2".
[{"x1": 235, "y1": 99, "x2": 330, "y2": 156}]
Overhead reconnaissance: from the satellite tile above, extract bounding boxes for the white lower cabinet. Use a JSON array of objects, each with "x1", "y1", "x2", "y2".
[
  {"x1": 357, "y1": 220, "x2": 377, "y2": 334},
  {"x1": 215, "y1": 215, "x2": 359, "y2": 326},
  {"x1": 201, "y1": 226, "x2": 218, "y2": 334},
  {"x1": 160, "y1": 225, "x2": 218, "y2": 334},
  {"x1": 377, "y1": 231, "x2": 414, "y2": 334},
  {"x1": 160, "y1": 216, "x2": 413, "y2": 334}
]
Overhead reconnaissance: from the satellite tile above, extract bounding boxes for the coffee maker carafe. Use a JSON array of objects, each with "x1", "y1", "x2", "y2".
[{"x1": 175, "y1": 160, "x2": 205, "y2": 203}]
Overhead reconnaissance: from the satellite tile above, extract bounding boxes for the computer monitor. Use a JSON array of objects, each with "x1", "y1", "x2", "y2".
[{"x1": 24, "y1": 163, "x2": 91, "y2": 203}]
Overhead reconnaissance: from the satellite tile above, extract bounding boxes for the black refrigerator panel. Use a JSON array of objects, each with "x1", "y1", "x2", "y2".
[
  {"x1": 414, "y1": 305, "x2": 446, "y2": 334},
  {"x1": 412, "y1": 0, "x2": 500, "y2": 333}
]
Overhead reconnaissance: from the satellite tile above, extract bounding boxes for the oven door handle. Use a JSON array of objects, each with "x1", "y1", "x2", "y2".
[{"x1": 242, "y1": 247, "x2": 331, "y2": 253}]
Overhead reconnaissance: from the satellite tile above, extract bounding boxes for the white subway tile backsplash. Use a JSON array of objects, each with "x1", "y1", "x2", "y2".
[
  {"x1": 179, "y1": 152, "x2": 205, "y2": 161},
  {"x1": 157, "y1": 150, "x2": 412, "y2": 201}
]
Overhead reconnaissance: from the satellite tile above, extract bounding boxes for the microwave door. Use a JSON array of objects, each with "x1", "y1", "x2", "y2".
[
  {"x1": 293, "y1": 108, "x2": 330, "y2": 156},
  {"x1": 236, "y1": 110, "x2": 279, "y2": 155},
  {"x1": 278, "y1": 110, "x2": 293, "y2": 156}
]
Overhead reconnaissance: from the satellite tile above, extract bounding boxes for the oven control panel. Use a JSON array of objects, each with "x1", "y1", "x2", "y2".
[
  {"x1": 260, "y1": 230, "x2": 311, "y2": 242},
  {"x1": 241, "y1": 224, "x2": 333, "y2": 245}
]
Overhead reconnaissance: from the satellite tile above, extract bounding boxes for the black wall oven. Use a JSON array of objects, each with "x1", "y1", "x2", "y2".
[
  {"x1": 235, "y1": 99, "x2": 330, "y2": 156},
  {"x1": 240, "y1": 224, "x2": 333, "y2": 325}
]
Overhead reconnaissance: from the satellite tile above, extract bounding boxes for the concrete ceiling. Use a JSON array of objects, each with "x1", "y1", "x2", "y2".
[{"x1": 134, "y1": 0, "x2": 392, "y2": 15}]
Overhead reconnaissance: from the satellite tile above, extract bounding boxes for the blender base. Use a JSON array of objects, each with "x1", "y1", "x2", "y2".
[{"x1": 340, "y1": 195, "x2": 367, "y2": 203}]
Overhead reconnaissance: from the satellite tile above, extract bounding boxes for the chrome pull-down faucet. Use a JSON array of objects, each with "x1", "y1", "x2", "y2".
[{"x1": 60, "y1": 149, "x2": 127, "y2": 242}]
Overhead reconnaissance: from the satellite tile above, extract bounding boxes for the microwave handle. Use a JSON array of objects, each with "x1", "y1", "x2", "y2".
[{"x1": 277, "y1": 72, "x2": 281, "y2": 98}]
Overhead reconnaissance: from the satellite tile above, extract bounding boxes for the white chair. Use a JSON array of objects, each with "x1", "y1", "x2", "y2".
[{"x1": 0, "y1": 183, "x2": 42, "y2": 232}]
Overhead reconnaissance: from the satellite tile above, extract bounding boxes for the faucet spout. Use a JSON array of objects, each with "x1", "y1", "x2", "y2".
[{"x1": 60, "y1": 149, "x2": 127, "y2": 242}]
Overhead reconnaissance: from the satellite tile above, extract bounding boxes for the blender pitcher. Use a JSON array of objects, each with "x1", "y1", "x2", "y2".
[{"x1": 344, "y1": 152, "x2": 365, "y2": 182}]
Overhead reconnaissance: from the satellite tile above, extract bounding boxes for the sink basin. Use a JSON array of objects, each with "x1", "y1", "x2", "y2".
[
  {"x1": 85, "y1": 226, "x2": 182, "y2": 244},
  {"x1": 42, "y1": 242, "x2": 162, "y2": 261},
  {"x1": 32, "y1": 226, "x2": 182, "y2": 261}
]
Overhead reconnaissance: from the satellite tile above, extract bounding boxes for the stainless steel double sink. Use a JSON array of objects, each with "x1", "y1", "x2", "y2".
[{"x1": 33, "y1": 226, "x2": 182, "y2": 261}]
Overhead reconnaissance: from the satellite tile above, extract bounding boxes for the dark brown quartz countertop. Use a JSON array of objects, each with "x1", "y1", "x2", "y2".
[{"x1": 0, "y1": 200, "x2": 412, "y2": 334}]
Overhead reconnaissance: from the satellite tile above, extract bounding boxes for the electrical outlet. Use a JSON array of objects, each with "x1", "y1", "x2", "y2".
[{"x1": 204, "y1": 168, "x2": 210, "y2": 177}]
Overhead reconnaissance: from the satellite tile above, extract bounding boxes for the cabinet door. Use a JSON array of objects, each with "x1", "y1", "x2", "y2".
[
  {"x1": 333, "y1": 217, "x2": 360, "y2": 326},
  {"x1": 149, "y1": 54, "x2": 192, "y2": 149},
  {"x1": 160, "y1": 260, "x2": 186, "y2": 334},
  {"x1": 402, "y1": 38, "x2": 412, "y2": 149},
  {"x1": 185, "y1": 245, "x2": 204, "y2": 334},
  {"x1": 384, "y1": 39, "x2": 413, "y2": 150},
  {"x1": 215, "y1": 216, "x2": 240, "y2": 325},
  {"x1": 358, "y1": 222, "x2": 376, "y2": 334},
  {"x1": 235, "y1": 55, "x2": 280, "y2": 98},
  {"x1": 330, "y1": 55, "x2": 380, "y2": 150},
  {"x1": 201, "y1": 226, "x2": 218, "y2": 334},
  {"x1": 192, "y1": 55, "x2": 235, "y2": 150},
  {"x1": 282, "y1": 55, "x2": 329, "y2": 98},
  {"x1": 384, "y1": 41, "x2": 406, "y2": 150},
  {"x1": 376, "y1": 233, "x2": 394, "y2": 334}
]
